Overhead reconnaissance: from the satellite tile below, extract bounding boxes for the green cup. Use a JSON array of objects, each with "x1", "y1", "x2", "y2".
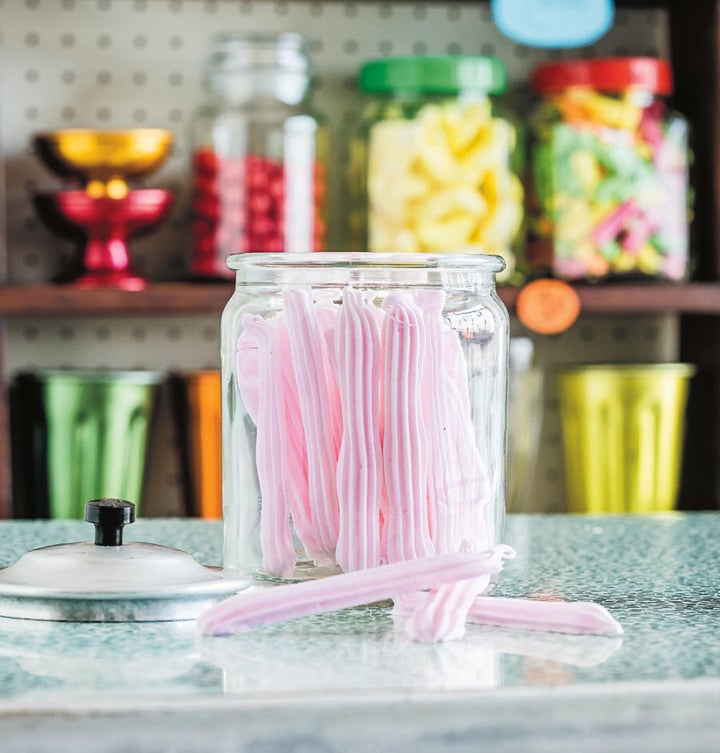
[
  {"x1": 556, "y1": 364, "x2": 695, "y2": 514},
  {"x1": 21, "y1": 370, "x2": 162, "y2": 519}
]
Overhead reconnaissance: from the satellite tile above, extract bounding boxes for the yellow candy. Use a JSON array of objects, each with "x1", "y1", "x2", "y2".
[
  {"x1": 441, "y1": 101, "x2": 493, "y2": 154},
  {"x1": 560, "y1": 87, "x2": 643, "y2": 131},
  {"x1": 414, "y1": 186, "x2": 486, "y2": 249},
  {"x1": 637, "y1": 244, "x2": 663, "y2": 274},
  {"x1": 369, "y1": 222, "x2": 419, "y2": 253},
  {"x1": 611, "y1": 252, "x2": 638, "y2": 273},
  {"x1": 367, "y1": 120, "x2": 422, "y2": 218},
  {"x1": 365, "y1": 101, "x2": 522, "y2": 263},
  {"x1": 569, "y1": 150, "x2": 603, "y2": 191},
  {"x1": 556, "y1": 199, "x2": 595, "y2": 243}
]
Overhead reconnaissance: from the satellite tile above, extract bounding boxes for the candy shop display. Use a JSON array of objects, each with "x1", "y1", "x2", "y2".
[
  {"x1": 221, "y1": 253, "x2": 509, "y2": 584},
  {"x1": 189, "y1": 32, "x2": 328, "y2": 279},
  {"x1": 347, "y1": 56, "x2": 524, "y2": 284},
  {"x1": 528, "y1": 57, "x2": 691, "y2": 282}
]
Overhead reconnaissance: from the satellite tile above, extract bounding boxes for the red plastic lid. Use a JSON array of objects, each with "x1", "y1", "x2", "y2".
[{"x1": 531, "y1": 57, "x2": 673, "y2": 95}]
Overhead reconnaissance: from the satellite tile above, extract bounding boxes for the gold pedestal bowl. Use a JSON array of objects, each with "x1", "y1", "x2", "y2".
[{"x1": 33, "y1": 129, "x2": 174, "y2": 199}]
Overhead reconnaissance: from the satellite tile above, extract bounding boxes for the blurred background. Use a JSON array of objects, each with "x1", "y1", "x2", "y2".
[{"x1": 0, "y1": 1, "x2": 693, "y2": 518}]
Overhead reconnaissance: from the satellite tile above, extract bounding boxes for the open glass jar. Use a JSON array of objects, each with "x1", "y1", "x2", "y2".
[{"x1": 221, "y1": 253, "x2": 508, "y2": 581}]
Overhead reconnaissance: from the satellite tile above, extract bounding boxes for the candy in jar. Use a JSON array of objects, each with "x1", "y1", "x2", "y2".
[
  {"x1": 221, "y1": 253, "x2": 508, "y2": 583},
  {"x1": 347, "y1": 56, "x2": 524, "y2": 284},
  {"x1": 189, "y1": 32, "x2": 328, "y2": 279},
  {"x1": 528, "y1": 57, "x2": 691, "y2": 282}
]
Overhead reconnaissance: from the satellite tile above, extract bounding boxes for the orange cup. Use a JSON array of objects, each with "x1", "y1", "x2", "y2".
[{"x1": 176, "y1": 370, "x2": 222, "y2": 519}]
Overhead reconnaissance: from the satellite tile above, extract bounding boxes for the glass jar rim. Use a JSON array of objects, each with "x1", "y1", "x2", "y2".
[
  {"x1": 226, "y1": 252, "x2": 506, "y2": 275},
  {"x1": 204, "y1": 31, "x2": 311, "y2": 78}
]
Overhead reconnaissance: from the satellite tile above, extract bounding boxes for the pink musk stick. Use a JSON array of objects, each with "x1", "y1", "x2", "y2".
[
  {"x1": 382, "y1": 293, "x2": 434, "y2": 563},
  {"x1": 272, "y1": 316, "x2": 326, "y2": 563},
  {"x1": 434, "y1": 307, "x2": 490, "y2": 553},
  {"x1": 393, "y1": 592, "x2": 623, "y2": 636},
  {"x1": 404, "y1": 576, "x2": 489, "y2": 643},
  {"x1": 415, "y1": 289, "x2": 450, "y2": 553},
  {"x1": 235, "y1": 325, "x2": 261, "y2": 423},
  {"x1": 334, "y1": 287, "x2": 383, "y2": 571},
  {"x1": 238, "y1": 313, "x2": 324, "y2": 564},
  {"x1": 284, "y1": 288, "x2": 342, "y2": 564},
  {"x1": 241, "y1": 316, "x2": 297, "y2": 578},
  {"x1": 198, "y1": 547, "x2": 515, "y2": 636},
  {"x1": 467, "y1": 596, "x2": 623, "y2": 635},
  {"x1": 417, "y1": 289, "x2": 486, "y2": 555},
  {"x1": 591, "y1": 200, "x2": 638, "y2": 247}
]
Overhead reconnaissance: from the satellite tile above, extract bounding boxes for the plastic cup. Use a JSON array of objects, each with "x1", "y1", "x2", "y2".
[
  {"x1": 176, "y1": 370, "x2": 222, "y2": 520},
  {"x1": 12, "y1": 370, "x2": 161, "y2": 519},
  {"x1": 556, "y1": 364, "x2": 695, "y2": 514}
]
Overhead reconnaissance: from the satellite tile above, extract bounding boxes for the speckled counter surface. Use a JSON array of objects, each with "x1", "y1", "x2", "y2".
[{"x1": 0, "y1": 514, "x2": 718, "y2": 753}]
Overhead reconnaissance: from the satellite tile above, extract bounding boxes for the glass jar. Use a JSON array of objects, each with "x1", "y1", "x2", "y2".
[
  {"x1": 528, "y1": 57, "x2": 691, "y2": 282},
  {"x1": 346, "y1": 56, "x2": 525, "y2": 285},
  {"x1": 189, "y1": 32, "x2": 328, "y2": 279},
  {"x1": 221, "y1": 253, "x2": 508, "y2": 581}
]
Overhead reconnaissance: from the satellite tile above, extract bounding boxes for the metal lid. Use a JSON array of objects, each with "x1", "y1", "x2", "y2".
[{"x1": 0, "y1": 499, "x2": 249, "y2": 622}]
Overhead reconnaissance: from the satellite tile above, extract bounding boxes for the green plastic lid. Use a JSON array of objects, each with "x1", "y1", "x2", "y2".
[{"x1": 359, "y1": 55, "x2": 507, "y2": 95}]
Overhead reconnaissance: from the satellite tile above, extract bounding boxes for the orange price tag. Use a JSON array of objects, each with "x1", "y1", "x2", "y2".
[{"x1": 515, "y1": 279, "x2": 581, "y2": 335}]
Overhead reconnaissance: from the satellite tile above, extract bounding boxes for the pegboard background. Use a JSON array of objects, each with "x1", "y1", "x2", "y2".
[{"x1": 0, "y1": 0, "x2": 677, "y2": 515}]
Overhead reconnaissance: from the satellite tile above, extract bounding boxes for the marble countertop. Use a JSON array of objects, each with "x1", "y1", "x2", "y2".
[{"x1": 0, "y1": 514, "x2": 718, "y2": 753}]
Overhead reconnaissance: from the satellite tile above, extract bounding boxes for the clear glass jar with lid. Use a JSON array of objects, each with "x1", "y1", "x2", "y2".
[
  {"x1": 189, "y1": 32, "x2": 328, "y2": 279},
  {"x1": 528, "y1": 57, "x2": 691, "y2": 282},
  {"x1": 221, "y1": 253, "x2": 509, "y2": 582},
  {"x1": 346, "y1": 56, "x2": 525, "y2": 285}
]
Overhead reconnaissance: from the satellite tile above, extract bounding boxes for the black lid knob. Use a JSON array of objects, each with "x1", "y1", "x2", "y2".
[{"x1": 85, "y1": 499, "x2": 136, "y2": 547}]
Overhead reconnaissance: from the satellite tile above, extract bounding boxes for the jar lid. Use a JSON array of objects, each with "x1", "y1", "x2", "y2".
[
  {"x1": 359, "y1": 55, "x2": 507, "y2": 95},
  {"x1": 0, "y1": 499, "x2": 250, "y2": 622},
  {"x1": 531, "y1": 57, "x2": 673, "y2": 95}
]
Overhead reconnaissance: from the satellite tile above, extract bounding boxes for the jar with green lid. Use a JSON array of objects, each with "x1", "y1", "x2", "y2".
[
  {"x1": 347, "y1": 56, "x2": 525, "y2": 285},
  {"x1": 528, "y1": 57, "x2": 691, "y2": 282}
]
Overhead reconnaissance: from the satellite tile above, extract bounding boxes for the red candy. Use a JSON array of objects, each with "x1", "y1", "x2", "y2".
[{"x1": 191, "y1": 148, "x2": 326, "y2": 278}]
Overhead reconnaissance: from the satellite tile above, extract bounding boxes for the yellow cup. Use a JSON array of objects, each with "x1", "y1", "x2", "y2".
[{"x1": 556, "y1": 364, "x2": 695, "y2": 514}]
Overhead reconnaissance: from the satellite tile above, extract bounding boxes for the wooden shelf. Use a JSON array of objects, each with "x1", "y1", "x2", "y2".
[
  {"x1": 2, "y1": 281, "x2": 720, "y2": 318},
  {"x1": 0, "y1": 282, "x2": 234, "y2": 317}
]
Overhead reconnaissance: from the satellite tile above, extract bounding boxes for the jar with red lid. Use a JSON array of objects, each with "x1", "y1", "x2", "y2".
[
  {"x1": 189, "y1": 32, "x2": 328, "y2": 279},
  {"x1": 528, "y1": 57, "x2": 691, "y2": 282}
]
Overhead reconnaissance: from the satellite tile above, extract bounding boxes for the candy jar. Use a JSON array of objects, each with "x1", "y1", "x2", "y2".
[
  {"x1": 189, "y1": 32, "x2": 328, "y2": 279},
  {"x1": 528, "y1": 57, "x2": 691, "y2": 282},
  {"x1": 221, "y1": 253, "x2": 509, "y2": 582},
  {"x1": 346, "y1": 56, "x2": 525, "y2": 285}
]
